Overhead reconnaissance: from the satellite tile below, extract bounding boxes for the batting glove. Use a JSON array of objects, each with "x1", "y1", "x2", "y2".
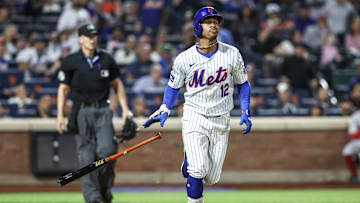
[
  {"x1": 240, "y1": 109, "x2": 252, "y2": 134},
  {"x1": 143, "y1": 104, "x2": 170, "y2": 128}
]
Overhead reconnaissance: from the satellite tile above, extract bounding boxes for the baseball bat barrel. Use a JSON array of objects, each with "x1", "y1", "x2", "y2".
[{"x1": 57, "y1": 132, "x2": 162, "y2": 186}]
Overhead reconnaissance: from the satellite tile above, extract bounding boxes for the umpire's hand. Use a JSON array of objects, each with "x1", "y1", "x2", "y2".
[
  {"x1": 56, "y1": 116, "x2": 66, "y2": 134},
  {"x1": 240, "y1": 110, "x2": 252, "y2": 134}
]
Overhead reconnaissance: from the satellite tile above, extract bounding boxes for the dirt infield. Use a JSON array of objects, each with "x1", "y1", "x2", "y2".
[{"x1": 1, "y1": 182, "x2": 360, "y2": 193}]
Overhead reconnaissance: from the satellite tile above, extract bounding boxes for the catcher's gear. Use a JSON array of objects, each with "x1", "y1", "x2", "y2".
[
  {"x1": 115, "y1": 118, "x2": 138, "y2": 143},
  {"x1": 193, "y1": 7, "x2": 223, "y2": 37},
  {"x1": 240, "y1": 109, "x2": 252, "y2": 134},
  {"x1": 143, "y1": 104, "x2": 170, "y2": 128}
]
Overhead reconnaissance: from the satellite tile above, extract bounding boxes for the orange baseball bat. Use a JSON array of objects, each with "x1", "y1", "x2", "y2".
[{"x1": 58, "y1": 132, "x2": 162, "y2": 186}]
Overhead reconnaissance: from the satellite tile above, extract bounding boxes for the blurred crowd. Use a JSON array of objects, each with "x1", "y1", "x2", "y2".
[{"x1": 0, "y1": 0, "x2": 360, "y2": 119}]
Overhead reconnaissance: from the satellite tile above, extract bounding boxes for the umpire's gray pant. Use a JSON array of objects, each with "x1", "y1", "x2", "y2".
[{"x1": 75, "y1": 106, "x2": 117, "y2": 203}]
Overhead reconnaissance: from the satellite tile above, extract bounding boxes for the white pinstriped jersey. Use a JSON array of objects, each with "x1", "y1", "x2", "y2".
[{"x1": 168, "y1": 42, "x2": 248, "y2": 116}]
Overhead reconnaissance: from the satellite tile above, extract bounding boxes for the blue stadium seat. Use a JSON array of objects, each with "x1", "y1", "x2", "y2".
[
  {"x1": 257, "y1": 108, "x2": 283, "y2": 117},
  {"x1": 0, "y1": 70, "x2": 24, "y2": 88}
]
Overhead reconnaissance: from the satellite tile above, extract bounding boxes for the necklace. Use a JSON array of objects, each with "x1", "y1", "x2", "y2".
[{"x1": 197, "y1": 41, "x2": 218, "y2": 49}]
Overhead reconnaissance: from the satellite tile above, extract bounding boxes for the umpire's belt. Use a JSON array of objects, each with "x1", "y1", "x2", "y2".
[{"x1": 80, "y1": 100, "x2": 108, "y2": 108}]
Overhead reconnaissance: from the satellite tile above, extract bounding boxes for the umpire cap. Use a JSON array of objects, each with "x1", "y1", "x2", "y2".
[{"x1": 78, "y1": 24, "x2": 98, "y2": 36}]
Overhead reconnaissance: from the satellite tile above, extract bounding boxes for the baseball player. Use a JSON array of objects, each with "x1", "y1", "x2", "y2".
[
  {"x1": 143, "y1": 7, "x2": 252, "y2": 203},
  {"x1": 343, "y1": 109, "x2": 360, "y2": 183}
]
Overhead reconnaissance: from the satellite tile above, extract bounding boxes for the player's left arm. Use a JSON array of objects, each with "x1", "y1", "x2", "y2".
[
  {"x1": 236, "y1": 81, "x2": 252, "y2": 134},
  {"x1": 233, "y1": 50, "x2": 252, "y2": 134}
]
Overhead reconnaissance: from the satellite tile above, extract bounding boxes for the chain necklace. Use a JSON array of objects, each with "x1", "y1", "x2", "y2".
[{"x1": 196, "y1": 41, "x2": 218, "y2": 49}]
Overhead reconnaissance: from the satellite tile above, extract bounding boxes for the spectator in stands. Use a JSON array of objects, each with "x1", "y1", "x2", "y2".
[
  {"x1": 345, "y1": 17, "x2": 360, "y2": 57},
  {"x1": 222, "y1": 0, "x2": 244, "y2": 14},
  {"x1": 42, "y1": 0, "x2": 61, "y2": 14},
  {"x1": 127, "y1": 42, "x2": 156, "y2": 80},
  {"x1": 303, "y1": 14, "x2": 329, "y2": 52},
  {"x1": 349, "y1": 83, "x2": 360, "y2": 109},
  {"x1": 0, "y1": 7, "x2": 10, "y2": 33},
  {"x1": 114, "y1": 34, "x2": 136, "y2": 66},
  {"x1": 47, "y1": 45, "x2": 71, "y2": 78},
  {"x1": 273, "y1": 30, "x2": 304, "y2": 57},
  {"x1": 24, "y1": 0, "x2": 43, "y2": 17},
  {"x1": 36, "y1": 94, "x2": 54, "y2": 118},
  {"x1": 56, "y1": 0, "x2": 92, "y2": 52},
  {"x1": 348, "y1": 59, "x2": 360, "y2": 93},
  {"x1": 47, "y1": 31, "x2": 62, "y2": 62},
  {"x1": 0, "y1": 103, "x2": 9, "y2": 118},
  {"x1": 310, "y1": 105, "x2": 324, "y2": 117},
  {"x1": 7, "y1": 84, "x2": 34, "y2": 109},
  {"x1": 274, "y1": 82, "x2": 299, "y2": 115},
  {"x1": 165, "y1": 0, "x2": 200, "y2": 35},
  {"x1": 119, "y1": 1, "x2": 140, "y2": 36},
  {"x1": 2, "y1": 24, "x2": 20, "y2": 58},
  {"x1": 256, "y1": 2, "x2": 286, "y2": 55},
  {"x1": 106, "y1": 26, "x2": 125, "y2": 55},
  {"x1": 322, "y1": 0, "x2": 354, "y2": 45},
  {"x1": 158, "y1": 43, "x2": 174, "y2": 78},
  {"x1": 294, "y1": 4, "x2": 315, "y2": 34},
  {"x1": 16, "y1": 36, "x2": 51, "y2": 80},
  {"x1": 315, "y1": 87, "x2": 336, "y2": 110},
  {"x1": 280, "y1": 42, "x2": 317, "y2": 96},
  {"x1": 177, "y1": 22, "x2": 196, "y2": 52},
  {"x1": 132, "y1": 96, "x2": 149, "y2": 118},
  {"x1": 132, "y1": 63, "x2": 167, "y2": 95},
  {"x1": 320, "y1": 33, "x2": 342, "y2": 66},
  {"x1": 250, "y1": 94, "x2": 264, "y2": 117},
  {"x1": 230, "y1": 4, "x2": 258, "y2": 48},
  {"x1": 0, "y1": 35, "x2": 11, "y2": 71},
  {"x1": 138, "y1": 0, "x2": 167, "y2": 37}
]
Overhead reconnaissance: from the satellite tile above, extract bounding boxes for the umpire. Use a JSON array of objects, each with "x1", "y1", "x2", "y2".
[{"x1": 56, "y1": 24, "x2": 132, "y2": 203}]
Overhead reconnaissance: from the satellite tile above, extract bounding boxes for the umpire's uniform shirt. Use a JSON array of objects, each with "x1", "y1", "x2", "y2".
[{"x1": 58, "y1": 49, "x2": 118, "y2": 203}]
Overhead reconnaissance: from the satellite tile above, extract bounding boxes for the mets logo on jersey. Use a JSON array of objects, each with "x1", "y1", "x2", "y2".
[{"x1": 189, "y1": 67, "x2": 227, "y2": 88}]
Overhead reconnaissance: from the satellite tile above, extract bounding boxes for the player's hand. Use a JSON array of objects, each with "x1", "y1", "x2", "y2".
[
  {"x1": 240, "y1": 109, "x2": 252, "y2": 134},
  {"x1": 143, "y1": 104, "x2": 170, "y2": 128},
  {"x1": 56, "y1": 116, "x2": 66, "y2": 134}
]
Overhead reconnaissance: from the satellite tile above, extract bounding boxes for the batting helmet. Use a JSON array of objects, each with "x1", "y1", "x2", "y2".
[{"x1": 193, "y1": 7, "x2": 223, "y2": 37}]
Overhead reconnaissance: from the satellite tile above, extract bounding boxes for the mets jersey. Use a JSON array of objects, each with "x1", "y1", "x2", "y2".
[{"x1": 168, "y1": 42, "x2": 248, "y2": 116}]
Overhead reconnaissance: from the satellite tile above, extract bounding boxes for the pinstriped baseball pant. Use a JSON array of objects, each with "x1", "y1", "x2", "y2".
[{"x1": 182, "y1": 110, "x2": 230, "y2": 184}]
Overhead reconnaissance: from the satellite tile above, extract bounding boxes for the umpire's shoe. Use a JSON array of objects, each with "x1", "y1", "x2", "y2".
[{"x1": 181, "y1": 152, "x2": 189, "y2": 178}]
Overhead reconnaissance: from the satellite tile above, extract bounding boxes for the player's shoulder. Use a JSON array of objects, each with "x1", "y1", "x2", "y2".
[
  {"x1": 174, "y1": 45, "x2": 196, "y2": 61},
  {"x1": 218, "y1": 42, "x2": 240, "y2": 54}
]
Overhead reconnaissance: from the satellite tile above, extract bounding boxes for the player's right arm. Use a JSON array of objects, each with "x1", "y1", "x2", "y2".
[
  {"x1": 143, "y1": 55, "x2": 186, "y2": 128},
  {"x1": 56, "y1": 83, "x2": 70, "y2": 133},
  {"x1": 56, "y1": 59, "x2": 72, "y2": 134}
]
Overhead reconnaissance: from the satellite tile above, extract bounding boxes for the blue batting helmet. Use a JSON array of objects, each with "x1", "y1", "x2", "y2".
[{"x1": 193, "y1": 7, "x2": 223, "y2": 37}]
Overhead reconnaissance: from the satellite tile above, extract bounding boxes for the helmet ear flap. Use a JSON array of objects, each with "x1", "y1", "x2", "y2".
[{"x1": 193, "y1": 24, "x2": 202, "y2": 37}]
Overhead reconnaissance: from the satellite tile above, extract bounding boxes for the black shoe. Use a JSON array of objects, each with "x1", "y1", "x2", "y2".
[{"x1": 349, "y1": 176, "x2": 359, "y2": 183}]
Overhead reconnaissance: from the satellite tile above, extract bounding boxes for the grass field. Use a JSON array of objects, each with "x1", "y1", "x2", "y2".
[{"x1": 0, "y1": 189, "x2": 360, "y2": 203}]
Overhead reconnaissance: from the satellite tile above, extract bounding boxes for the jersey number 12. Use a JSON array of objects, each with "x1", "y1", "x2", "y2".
[{"x1": 221, "y1": 83, "x2": 229, "y2": 97}]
